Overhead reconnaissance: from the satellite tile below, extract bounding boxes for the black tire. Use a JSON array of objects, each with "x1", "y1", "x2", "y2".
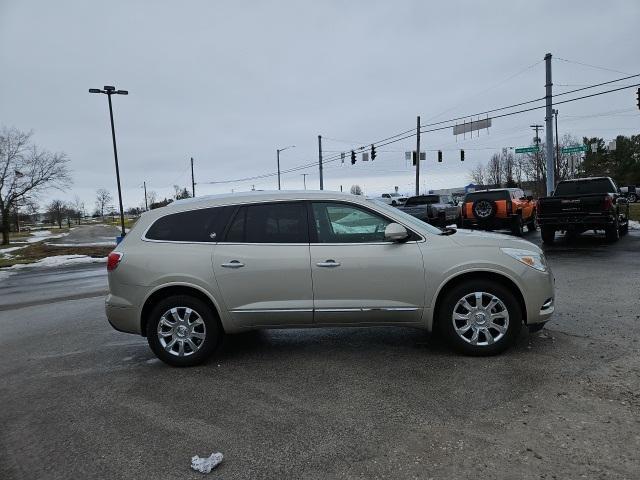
[
  {"x1": 437, "y1": 280, "x2": 522, "y2": 356},
  {"x1": 527, "y1": 211, "x2": 537, "y2": 232},
  {"x1": 472, "y1": 199, "x2": 497, "y2": 222},
  {"x1": 511, "y1": 215, "x2": 524, "y2": 236},
  {"x1": 628, "y1": 193, "x2": 637, "y2": 203},
  {"x1": 605, "y1": 217, "x2": 620, "y2": 243},
  {"x1": 391, "y1": 200, "x2": 397, "y2": 206},
  {"x1": 619, "y1": 219, "x2": 629, "y2": 236},
  {"x1": 146, "y1": 294, "x2": 221, "y2": 367},
  {"x1": 541, "y1": 227, "x2": 555, "y2": 245}
]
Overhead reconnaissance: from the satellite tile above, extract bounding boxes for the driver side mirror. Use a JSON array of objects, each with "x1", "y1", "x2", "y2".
[
  {"x1": 526, "y1": 195, "x2": 533, "y2": 201},
  {"x1": 384, "y1": 223, "x2": 409, "y2": 242}
]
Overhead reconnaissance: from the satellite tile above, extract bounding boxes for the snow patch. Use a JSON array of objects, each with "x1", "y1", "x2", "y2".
[
  {"x1": 46, "y1": 242, "x2": 116, "y2": 247},
  {"x1": 1, "y1": 255, "x2": 106, "y2": 272},
  {"x1": 25, "y1": 230, "x2": 69, "y2": 243},
  {"x1": 628, "y1": 220, "x2": 640, "y2": 231},
  {"x1": 0, "y1": 246, "x2": 26, "y2": 254}
]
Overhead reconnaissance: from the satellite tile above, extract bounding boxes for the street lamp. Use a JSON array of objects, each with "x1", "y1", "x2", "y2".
[
  {"x1": 276, "y1": 145, "x2": 295, "y2": 190},
  {"x1": 89, "y1": 85, "x2": 128, "y2": 238}
]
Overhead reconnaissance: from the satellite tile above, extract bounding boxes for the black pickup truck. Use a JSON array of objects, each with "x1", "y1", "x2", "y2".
[{"x1": 537, "y1": 177, "x2": 630, "y2": 244}]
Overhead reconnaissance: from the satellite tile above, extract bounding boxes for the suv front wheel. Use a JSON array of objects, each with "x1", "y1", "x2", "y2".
[
  {"x1": 146, "y1": 295, "x2": 221, "y2": 367},
  {"x1": 438, "y1": 280, "x2": 522, "y2": 356}
]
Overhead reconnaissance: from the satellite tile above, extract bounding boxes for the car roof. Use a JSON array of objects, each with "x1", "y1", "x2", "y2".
[
  {"x1": 557, "y1": 176, "x2": 610, "y2": 182},
  {"x1": 160, "y1": 190, "x2": 360, "y2": 212},
  {"x1": 467, "y1": 188, "x2": 518, "y2": 193}
]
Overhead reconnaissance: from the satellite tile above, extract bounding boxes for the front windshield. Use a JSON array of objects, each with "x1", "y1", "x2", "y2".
[{"x1": 367, "y1": 199, "x2": 444, "y2": 235}]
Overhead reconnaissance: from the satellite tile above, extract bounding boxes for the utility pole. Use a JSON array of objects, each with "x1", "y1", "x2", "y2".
[
  {"x1": 301, "y1": 173, "x2": 308, "y2": 190},
  {"x1": 415, "y1": 115, "x2": 421, "y2": 196},
  {"x1": 143, "y1": 181, "x2": 148, "y2": 211},
  {"x1": 318, "y1": 135, "x2": 324, "y2": 190},
  {"x1": 531, "y1": 124, "x2": 544, "y2": 194},
  {"x1": 544, "y1": 53, "x2": 555, "y2": 195},
  {"x1": 190, "y1": 157, "x2": 196, "y2": 197},
  {"x1": 553, "y1": 109, "x2": 560, "y2": 182}
]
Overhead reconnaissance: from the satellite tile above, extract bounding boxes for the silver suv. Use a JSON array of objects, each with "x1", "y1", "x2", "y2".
[{"x1": 106, "y1": 191, "x2": 555, "y2": 366}]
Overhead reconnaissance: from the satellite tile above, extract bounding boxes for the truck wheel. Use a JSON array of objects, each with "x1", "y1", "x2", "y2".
[
  {"x1": 541, "y1": 227, "x2": 555, "y2": 244},
  {"x1": 605, "y1": 218, "x2": 620, "y2": 243},
  {"x1": 619, "y1": 220, "x2": 629, "y2": 236},
  {"x1": 438, "y1": 280, "x2": 522, "y2": 356},
  {"x1": 628, "y1": 193, "x2": 637, "y2": 203},
  {"x1": 527, "y1": 211, "x2": 537, "y2": 232},
  {"x1": 511, "y1": 215, "x2": 524, "y2": 236}
]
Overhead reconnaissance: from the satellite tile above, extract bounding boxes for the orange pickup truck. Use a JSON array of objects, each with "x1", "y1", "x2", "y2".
[{"x1": 460, "y1": 188, "x2": 537, "y2": 236}]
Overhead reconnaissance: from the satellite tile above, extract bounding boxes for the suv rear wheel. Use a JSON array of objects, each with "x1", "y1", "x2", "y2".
[
  {"x1": 438, "y1": 280, "x2": 522, "y2": 356},
  {"x1": 146, "y1": 295, "x2": 221, "y2": 367},
  {"x1": 541, "y1": 227, "x2": 555, "y2": 244},
  {"x1": 605, "y1": 218, "x2": 620, "y2": 243},
  {"x1": 511, "y1": 215, "x2": 524, "y2": 236}
]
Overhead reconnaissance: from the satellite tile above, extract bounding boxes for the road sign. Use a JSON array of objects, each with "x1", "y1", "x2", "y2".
[
  {"x1": 515, "y1": 146, "x2": 539, "y2": 154},
  {"x1": 561, "y1": 145, "x2": 588, "y2": 154},
  {"x1": 453, "y1": 118, "x2": 492, "y2": 136}
]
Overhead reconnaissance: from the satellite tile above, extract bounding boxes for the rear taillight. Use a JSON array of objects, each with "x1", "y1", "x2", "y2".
[
  {"x1": 603, "y1": 196, "x2": 613, "y2": 210},
  {"x1": 107, "y1": 252, "x2": 123, "y2": 272},
  {"x1": 506, "y1": 200, "x2": 513, "y2": 214},
  {"x1": 461, "y1": 203, "x2": 466, "y2": 218}
]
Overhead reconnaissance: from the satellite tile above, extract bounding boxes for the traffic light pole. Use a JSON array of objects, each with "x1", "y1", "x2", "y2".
[
  {"x1": 544, "y1": 53, "x2": 555, "y2": 195},
  {"x1": 415, "y1": 116, "x2": 421, "y2": 196}
]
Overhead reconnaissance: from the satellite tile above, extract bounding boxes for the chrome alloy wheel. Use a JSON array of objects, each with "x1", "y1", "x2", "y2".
[
  {"x1": 474, "y1": 200, "x2": 493, "y2": 218},
  {"x1": 157, "y1": 307, "x2": 207, "y2": 357},
  {"x1": 451, "y1": 292, "x2": 509, "y2": 346}
]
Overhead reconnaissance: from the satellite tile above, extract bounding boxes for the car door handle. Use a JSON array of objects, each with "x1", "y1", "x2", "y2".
[
  {"x1": 316, "y1": 259, "x2": 341, "y2": 267},
  {"x1": 221, "y1": 260, "x2": 244, "y2": 268}
]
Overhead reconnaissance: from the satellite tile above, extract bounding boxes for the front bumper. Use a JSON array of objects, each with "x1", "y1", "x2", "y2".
[{"x1": 520, "y1": 266, "x2": 555, "y2": 325}]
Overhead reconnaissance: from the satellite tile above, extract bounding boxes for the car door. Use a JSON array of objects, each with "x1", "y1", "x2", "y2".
[
  {"x1": 308, "y1": 201, "x2": 426, "y2": 325},
  {"x1": 212, "y1": 201, "x2": 313, "y2": 327}
]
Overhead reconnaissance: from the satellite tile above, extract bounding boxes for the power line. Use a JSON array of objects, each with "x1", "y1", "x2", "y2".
[
  {"x1": 555, "y1": 57, "x2": 632, "y2": 76},
  {"x1": 201, "y1": 81, "x2": 640, "y2": 185}
]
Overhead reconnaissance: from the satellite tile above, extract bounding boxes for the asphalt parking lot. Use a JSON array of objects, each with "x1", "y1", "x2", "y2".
[{"x1": 1, "y1": 229, "x2": 639, "y2": 480}]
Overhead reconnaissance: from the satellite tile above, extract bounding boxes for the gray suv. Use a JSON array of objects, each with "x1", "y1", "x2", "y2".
[{"x1": 106, "y1": 191, "x2": 555, "y2": 366}]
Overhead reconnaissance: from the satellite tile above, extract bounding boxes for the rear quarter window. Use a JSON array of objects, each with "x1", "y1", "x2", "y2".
[
  {"x1": 145, "y1": 206, "x2": 233, "y2": 242},
  {"x1": 464, "y1": 191, "x2": 509, "y2": 202}
]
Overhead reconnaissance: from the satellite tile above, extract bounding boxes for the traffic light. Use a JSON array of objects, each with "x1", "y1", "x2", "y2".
[
  {"x1": 412, "y1": 151, "x2": 417, "y2": 166},
  {"x1": 370, "y1": 144, "x2": 376, "y2": 160},
  {"x1": 437, "y1": 150, "x2": 442, "y2": 162},
  {"x1": 460, "y1": 149, "x2": 465, "y2": 161},
  {"x1": 350, "y1": 150, "x2": 356, "y2": 165},
  {"x1": 637, "y1": 88, "x2": 640, "y2": 110}
]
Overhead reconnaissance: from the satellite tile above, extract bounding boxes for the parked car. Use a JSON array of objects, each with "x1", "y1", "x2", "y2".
[
  {"x1": 379, "y1": 193, "x2": 407, "y2": 206},
  {"x1": 460, "y1": 188, "x2": 537, "y2": 236},
  {"x1": 537, "y1": 177, "x2": 630, "y2": 244},
  {"x1": 620, "y1": 185, "x2": 638, "y2": 203},
  {"x1": 106, "y1": 191, "x2": 555, "y2": 366},
  {"x1": 398, "y1": 194, "x2": 459, "y2": 226}
]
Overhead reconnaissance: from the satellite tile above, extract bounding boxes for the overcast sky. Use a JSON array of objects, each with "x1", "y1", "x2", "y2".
[{"x1": 1, "y1": 0, "x2": 639, "y2": 211}]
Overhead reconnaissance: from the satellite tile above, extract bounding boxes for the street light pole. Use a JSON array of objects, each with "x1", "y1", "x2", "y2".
[
  {"x1": 89, "y1": 86, "x2": 128, "y2": 238},
  {"x1": 301, "y1": 173, "x2": 308, "y2": 190},
  {"x1": 276, "y1": 145, "x2": 295, "y2": 190}
]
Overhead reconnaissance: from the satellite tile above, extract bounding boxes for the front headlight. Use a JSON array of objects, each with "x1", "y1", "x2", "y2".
[{"x1": 501, "y1": 248, "x2": 548, "y2": 272}]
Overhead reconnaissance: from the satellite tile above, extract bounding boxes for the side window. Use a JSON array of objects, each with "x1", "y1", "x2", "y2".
[
  {"x1": 145, "y1": 206, "x2": 233, "y2": 242},
  {"x1": 223, "y1": 202, "x2": 308, "y2": 243},
  {"x1": 312, "y1": 202, "x2": 391, "y2": 243}
]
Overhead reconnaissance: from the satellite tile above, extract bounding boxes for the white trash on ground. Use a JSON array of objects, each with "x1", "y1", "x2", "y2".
[{"x1": 191, "y1": 452, "x2": 223, "y2": 474}]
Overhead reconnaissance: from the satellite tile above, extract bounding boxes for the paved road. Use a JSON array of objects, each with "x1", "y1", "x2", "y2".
[
  {"x1": 48, "y1": 223, "x2": 120, "y2": 245},
  {"x1": 1, "y1": 229, "x2": 639, "y2": 479},
  {"x1": 0, "y1": 263, "x2": 107, "y2": 310}
]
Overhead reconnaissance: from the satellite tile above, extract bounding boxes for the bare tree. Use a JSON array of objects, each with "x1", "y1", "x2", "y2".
[
  {"x1": 350, "y1": 184, "x2": 363, "y2": 195},
  {"x1": 469, "y1": 164, "x2": 486, "y2": 185},
  {"x1": 486, "y1": 153, "x2": 503, "y2": 186},
  {"x1": 173, "y1": 185, "x2": 191, "y2": 200},
  {"x1": 47, "y1": 200, "x2": 66, "y2": 228},
  {"x1": 72, "y1": 195, "x2": 85, "y2": 224},
  {"x1": 95, "y1": 188, "x2": 113, "y2": 219},
  {"x1": 0, "y1": 127, "x2": 71, "y2": 244}
]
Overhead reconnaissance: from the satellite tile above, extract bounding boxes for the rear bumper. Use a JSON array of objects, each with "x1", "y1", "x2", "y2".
[
  {"x1": 105, "y1": 294, "x2": 141, "y2": 335},
  {"x1": 461, "y1": 216, "x2": 517, "y2": 229},
  {"x1": 537, "y1": 213, "x2": 616, "y2": 229}
]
